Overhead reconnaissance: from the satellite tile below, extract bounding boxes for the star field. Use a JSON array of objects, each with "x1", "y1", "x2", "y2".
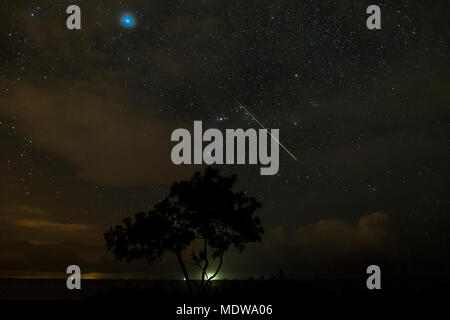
[{"x1": 0, "y1": 0, "x2": 448, "y2": 278}]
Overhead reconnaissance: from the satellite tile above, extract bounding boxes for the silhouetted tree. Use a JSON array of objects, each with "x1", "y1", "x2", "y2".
[{"x1": 104, "y1": 168, "x2": 263, "y2": 292}]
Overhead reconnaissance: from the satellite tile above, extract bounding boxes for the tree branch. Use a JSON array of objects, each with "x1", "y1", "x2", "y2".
[{"x1": 207, "y1": 252, "x2": 224, "y2": 282}]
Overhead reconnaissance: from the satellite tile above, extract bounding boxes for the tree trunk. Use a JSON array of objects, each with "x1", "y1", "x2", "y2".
[
  {"x1": 176, "y1": 252, "x2": 192, "y2": 292},
  {"x1": 200, "y1": 238, "x2": 209, "y2": 292}
]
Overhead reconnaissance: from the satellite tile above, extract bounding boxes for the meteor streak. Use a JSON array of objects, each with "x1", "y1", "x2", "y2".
[{"x1": 227, "y1": 93, "x2": 298, "y2": 161}]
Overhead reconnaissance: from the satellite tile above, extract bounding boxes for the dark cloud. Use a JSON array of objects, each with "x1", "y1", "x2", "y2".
[
  {"x1": 1, "y1": 84, "x2": 194, "y2": 187},
  {"x1": 5, "y1": 204, "x2": 49, "y2": 216},
  {"x1": 270, "y1": 212, "x2": 401, "y2": 264},
  {"x1": 14, "y1": 219, "x2": 94, "y2": 231},
  {"x1": 222, "y1": 212, "x2": 407, "y2": 278}
]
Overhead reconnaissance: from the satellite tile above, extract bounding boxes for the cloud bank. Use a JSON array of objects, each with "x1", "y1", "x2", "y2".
[{"x1": 1, "y1": 84, "x2": 193, "y2": 187}]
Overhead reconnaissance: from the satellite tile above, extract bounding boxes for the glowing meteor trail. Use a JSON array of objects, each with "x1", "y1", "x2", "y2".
[{"x1": 227, "y1": 93, "x2": 298, "y2": 161}]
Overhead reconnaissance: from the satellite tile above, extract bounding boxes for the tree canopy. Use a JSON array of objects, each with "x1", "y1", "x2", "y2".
[{"x1": 104, "y1": 168, "x2": 263, "y2": 291}]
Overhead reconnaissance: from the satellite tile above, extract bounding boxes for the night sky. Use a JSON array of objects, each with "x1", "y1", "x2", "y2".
[{"x1": 0, "y1": 1, "x2": 448, "y2": 279}]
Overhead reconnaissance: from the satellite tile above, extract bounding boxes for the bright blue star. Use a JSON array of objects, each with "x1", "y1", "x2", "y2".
[{"x1": 121, "y1": 14, "x2": 135, "y2": 28}]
